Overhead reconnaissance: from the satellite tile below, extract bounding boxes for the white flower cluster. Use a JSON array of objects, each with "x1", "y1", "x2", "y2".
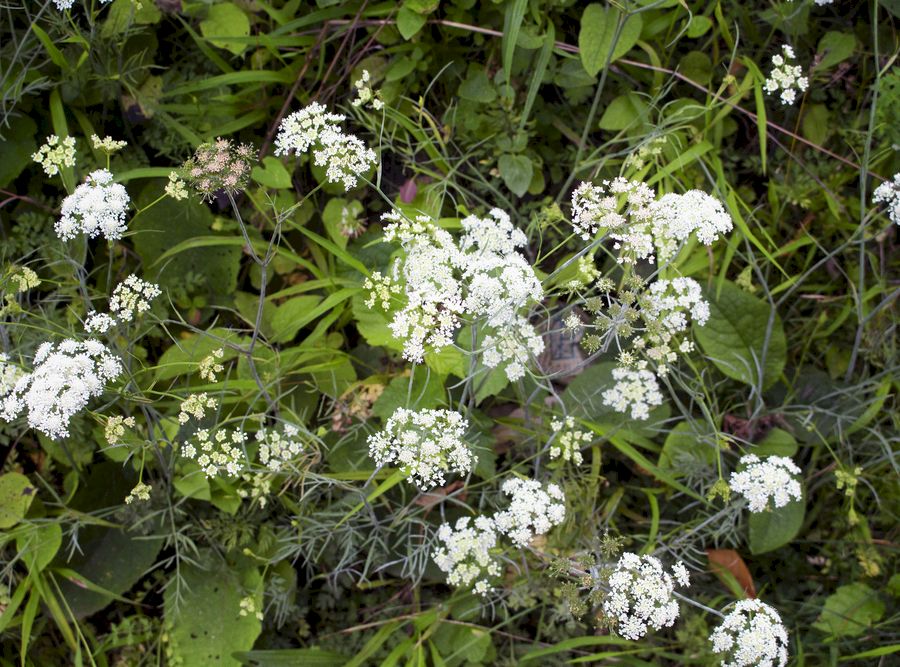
[
  {"x1": 53, "y1": 0, "x2": 112, "y2": 9},
  {"x1": 165, "y1": 172, "x2": 189, "y2": 201},
  {"x1": 110, "y1": 275, "x2": 161, "y2": 321},
  {"x1": 0, "y1": 354, "x2": 25, "y2": 397},
  {"x1": 634, "y1": 277, "x2": 710, "y2": 374},
  {"x1": 0, "y1": 339, "x2": 122, "y2": 439},
  {"x1": 433, "y1": 516, "x2": 501, "y2": 596},
  {"x1": 182, "y1": 427, "x2": 247, "y2": 478},
  {"x1": 125, "y1": 481, "x2": 151, "y2": 504},
  {"x1": 570, "y1": 179, "x2": 732, "y2": 264},
  {"x1": 363, "y1": 271, "x2": 401, "y2": 309},
  {"x1": 709, "y1": 599, "x2": 789, "y2": 667},
  {"x1": 85, "y1": 275, "x2": 161, "y2": 333},
  {"x1": 729, "y1": 454, "x2": 802, "y2": 513},
  {"x1": 432, "y1": 476, "x2": 566, "y2": 595},
  {"x1": 178, "y1": 393, "x2": 218, "y2": 424},
  {"x1": 493, "y1": 478, "x2": 566, "y2": 548},
  {"x1": 602, "y1": 367, "x2": 664, "y2": 420},
  {"x1": 765, "y1": 45, "x2": 808, "y2": 106},
  {"x1": 198, "y1": 348, "x2": 225, "y2": 382},
  {"x1": 602, "y1": 553, "x2": 689, "y2": 640},
  {"x1": 379, "y1": 209, "x2": 544, "y2": 381},
  {"x1": 256, "y1": 423, "x2": 305, "y2": 471},
  {"x1": 873, "y1": 173, "x2": 900, "y2": 226},
  {"x1": 548, "y1": 415, "x2": 590, "y2": 465},
  {"x1": 56, "y1": 169, "x2": 130, "y2": 242},
  {"x1": 650, "y1": 191, "x2": 734, "y2": 263},
  {"x1": 274, "y1": 102, "x2": 377, "y2": 190},
  {"x1": 32, "y1": 135, "x2": 76, "y2": 176},
  {"x1": 351, "y1": 69, "x2": 384, "y2": 110},
  {"x1": 367, "y1": 408, "x2": 472, "y2": 490},
  {"x1": 90, "y1": 134, "x2": 127, "y2": 153}
]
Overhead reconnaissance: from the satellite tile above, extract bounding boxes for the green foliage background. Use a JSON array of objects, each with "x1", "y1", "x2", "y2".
[{"x1": 0, "y1": 0, "x2": 898, "y2": 665}]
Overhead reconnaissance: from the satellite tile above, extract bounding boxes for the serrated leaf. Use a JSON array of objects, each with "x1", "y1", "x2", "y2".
[
  {"x1": 579, "y1": 4, "x2": 643, "y2": 77},
  {"x1": 694, "y1": 280, "x2": 787, "y2": 389},
  {"x1": 813, "y1": 583, "x2": 885, "y2": 639}
]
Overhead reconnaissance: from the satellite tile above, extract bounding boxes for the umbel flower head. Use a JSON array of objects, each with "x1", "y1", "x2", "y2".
[
  {"x1": 56, "y1": 169, "x2": 130, "y2": 242},
  {"x1": 873, "y1": 173, "x2": 900, "y2": 226},
  {"x1": 602, "y1": 367, "x2": 664, "y2": 421},
  {"x1": 569, "y1": 179, "x2": 732, "y2": 264},
  {"x1": 765, "y1": 45, "x2": 808, "y2": 106},
  {"x1": 377, "y1": 208, "x2": 544, "y2": 381},
  {"x1": 32, "y1": 135, "x2": 76, "y2": 176},
  {"x1": 602, "y1": 552, "x2": 689, "y2": 640},
  {"x1": 0, "y1": 339, "x2": 122, "y2": 440},
  {"x1": 182, "y1": 137, "x2": 256, "y2": 200},
  {"x1": 729, "y1": 454, "x2": 802, "y2": 513},
  {"x1": 367, "y1": 408, "x2": 473, "y2": 490},
  {"x1": 492, "y1": 477, "x2": 566, "y2": 547},
  {"x1": 432, "y1": 516, "x2": 500, "y2": 597},
  {"x1": 709, "y1": 599, "x2": 789, "y2": 667},
  {"x1": 274, "y1": 102, "x2": 377, "y2": 190}
]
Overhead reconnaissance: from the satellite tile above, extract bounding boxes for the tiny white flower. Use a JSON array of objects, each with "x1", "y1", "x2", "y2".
[
  {"x1": 709, "y1": 599, "x2": 789, "y2": 667},
  {"x1": 729, "y1": 454, "x2": 802, "y2": 513},
  {"x1": 873, "y1": 173, "x2": 900, "y2": 226},
  {"x1": 602, "y1": 367, "x2": 664, "y2": 421},
  {"x1": 56, "y1": 169, "x2": 130, "y2": 241},
  {"x1": 765, "y1": 45, "x2": 808, "y2": 106},
  {"x1": 432, "y1": 516, "x2": 500, "y2": 596},
  {"x1": 492, "y1": 477, "x2": 566, "y2": 547}
]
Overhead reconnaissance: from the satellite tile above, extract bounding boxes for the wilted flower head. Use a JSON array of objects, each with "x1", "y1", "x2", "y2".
[
  {"x1": 56, "y1": 169, "x2": 130, "y2": 241},
  {"x1": 729, "y1": 454, "x2": 802, "y2": 513},
  {"x1": 32, "y1": 135, "x2": 76, "y2": 176},
  {"x1": 602, "y1": 553, "x2": 688, "y2": 640},
  {"x1": 0, "y1": 339, "x2": 122, "y2": 439},
  {"x1": 765, "y1": 45, "x2": 808, "y2": 106},
  {"x1": 493, "y1": 477, "x2": 566, "y2": 547},
  {"x1": 602, "y1": 366, "x2": 664, "y2": 420},
  {"x1": 709, "y1": 599, "x2": 789, "y2": 667},
  {"x1": 367, "y1": 408, "x2": 473, "y2": 490},
  {"x1": 432, "y1": 516, "x2": 500, "y2": 596},
  {"x1": 873, "y1": 173, "x2": 900, "y2": 226},
  {"x1": 182, "y1": 137, "x2": 256, "y2": 199}
]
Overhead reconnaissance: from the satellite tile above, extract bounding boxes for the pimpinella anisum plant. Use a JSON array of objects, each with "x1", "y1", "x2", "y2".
[{"x1": 0, "y1": 0, "x2": 897, "y2": 665}]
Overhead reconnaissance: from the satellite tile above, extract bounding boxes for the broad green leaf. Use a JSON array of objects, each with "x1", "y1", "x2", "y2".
[
  {"x1": 270, "y1": 295, "x2": 324, "y2": 343},
  {"x1": 802, "y1": 104, "x2": 830, "y2": 145},
  {"x1": 133, "y1": 183, "x2": 241, "y2": 298},
  {"x1": 694, "y1": 280, "x2": 787, "y2": 389},
  {"x1": 200, "y1": 3, "x2": 251, "y2": 56},
  {"x1": 0, "y1": 473, "x2": 36, "y2": 529},
  {"x1": 397, "y1": 7, "x2": 426, "y2": 40},
  {"x1": 251, "y1": 156, "x2": 292, "y2": 189},
  {"x1": 233, "y1": 649, "x2": 349, "y2": 666},
  {"x1": 321, "y1": 198, "x2": 364, "y2": 250},
  {"x1": 373, "y1": 372, "x2": 446, "y2": 420},
  {"x1": 0, "y1": 115, "x2": 36, "y2": 188},
  {"x1": 459, "y1": 65, "x2": 497, "y2": 103},
  {"x1": 498, "y1": 153, "x2": 533, "y2": 197},
  {"x1": 813, "y1": 583, "x2": 885, "y2": 639},
  {"x1": 686, "y1": 15, "x2": 713, "y2": 38},
  {"x1": 679, "y1": 50, "x2": 713, "y2": 85},
  {"x1": 103, "y1": 0, "x2": 161, "y2": 37},
  {"x1": 750, "y1": 428, "x2": 797, "y2": 457},
  {"x1": 816, "y1": 31, "x2": 857, "y2": 70},
  {"x1": 658, "y1": 422, "x2": 717, "y2": 475},
  {"x1": 16, "y1": 523, "x2": 62, "y2": 572},
  {"x1": 748, "y1": 498, "x2": 804, "y2": 554},
  {"x1": 579, "y1": 4, "x2": 643, "y2": 77},
  {"x1": 598, "y1": 93, "x2": 648, "y2": 131},
  {"x1": 165, "y1": 552, "x2": 262, "y2": 666}
]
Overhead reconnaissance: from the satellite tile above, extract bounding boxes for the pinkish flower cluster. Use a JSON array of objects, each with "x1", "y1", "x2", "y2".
[{"x1": 182, "y1": 138, "x2": 256, "y2": 199}]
